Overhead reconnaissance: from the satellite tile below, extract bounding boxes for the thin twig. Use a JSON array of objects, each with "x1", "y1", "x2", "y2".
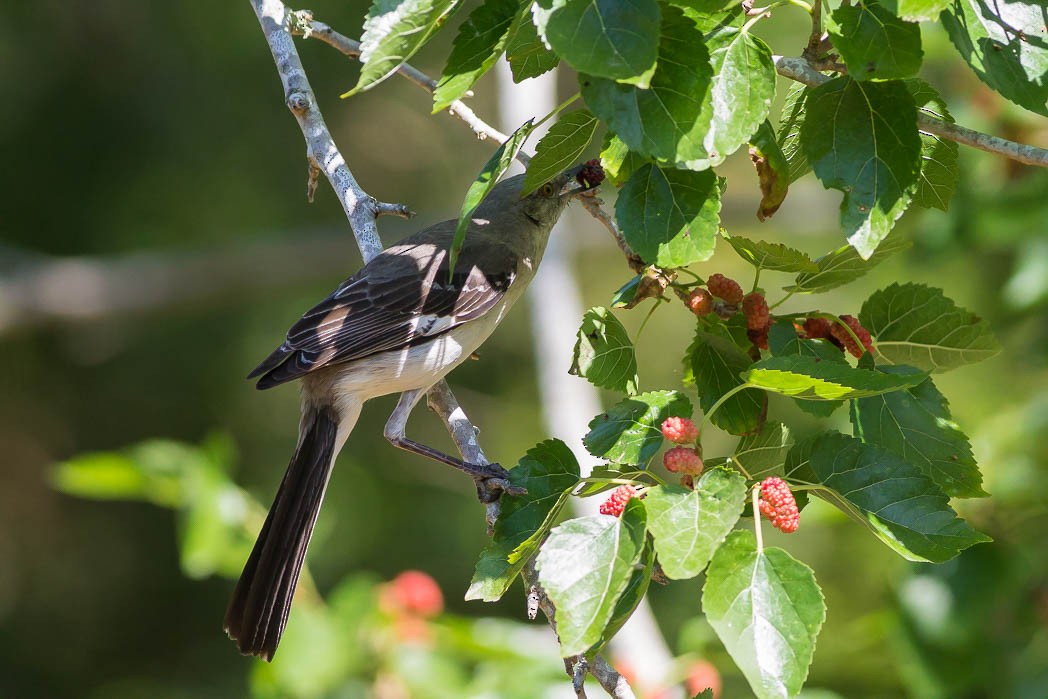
[{"x1": 772, "y1": 55, "x2": 1048, "y2": 168}]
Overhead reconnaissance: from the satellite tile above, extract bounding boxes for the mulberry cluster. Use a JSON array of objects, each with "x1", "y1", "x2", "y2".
[
  {"x1": 757, "y1": 477, "x2": 800, "y2": 533},
  {"x1": 599, "y1": 485, "x2": 638, "y2": 517},
  {"x1": 743, "y1": 291, "x2": 771, "y2": 350},
  {"x1": 831, "y1": 314, "x2": 875, "y2": 358}
]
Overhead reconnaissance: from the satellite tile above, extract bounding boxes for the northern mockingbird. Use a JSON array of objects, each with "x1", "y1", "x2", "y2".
[{"x1": 225, "y1": 164, "x2": 602, "y2": 660}]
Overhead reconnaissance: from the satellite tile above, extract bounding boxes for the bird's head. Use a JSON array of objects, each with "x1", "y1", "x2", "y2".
[{"x1": 476, "y1": 161, "x2": 605, "y2": 230}]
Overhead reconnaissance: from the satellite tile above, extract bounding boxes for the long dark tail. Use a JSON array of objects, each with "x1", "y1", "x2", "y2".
[{"x1": 224, "y1": 405, "x2": 340, "y2": 661}]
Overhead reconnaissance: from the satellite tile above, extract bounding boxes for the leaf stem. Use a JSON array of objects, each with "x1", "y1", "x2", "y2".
[
  {"x1": 697, "y1": 383, "x2": 753, "y2": 432},
  {"x1": 742, "y1": 0, "x2": 810, "y2": 33},
  {"x1": 534, "y1": 92, "x2": 581, "y2": 131},
  {"x1": 753, "y1": 486, "x2": 765, "y2": 554},
  {"x1": 752, "y1": 267, "x2": 762, "y2": 293}
]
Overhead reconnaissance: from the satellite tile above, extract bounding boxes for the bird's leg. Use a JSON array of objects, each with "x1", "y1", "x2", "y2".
[{"x1": 384, "y1": 388, "x2": 525, "y2": 502}]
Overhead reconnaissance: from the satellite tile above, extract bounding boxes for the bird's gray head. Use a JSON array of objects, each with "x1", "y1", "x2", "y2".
[{"x1": 476, "y1": 163, "x2": 604, "y2": 229}]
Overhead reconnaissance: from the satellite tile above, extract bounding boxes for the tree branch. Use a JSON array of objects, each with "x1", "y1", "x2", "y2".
[
  {"x1": 251, "y1": 4, "x2": 635, "y2": 696},
  {"x1": 773, "y1": 55, "x2": 1048, "y2": 168}
]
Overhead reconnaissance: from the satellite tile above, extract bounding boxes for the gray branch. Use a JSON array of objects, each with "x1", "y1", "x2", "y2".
[{"x1": 772, "y1": 55, "x2": 1048, "y2": 168}]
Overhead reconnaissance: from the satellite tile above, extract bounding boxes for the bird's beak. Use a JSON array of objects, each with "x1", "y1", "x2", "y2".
[{"x1": 559, "y1": 163, "x2": 603, "y2": 197}]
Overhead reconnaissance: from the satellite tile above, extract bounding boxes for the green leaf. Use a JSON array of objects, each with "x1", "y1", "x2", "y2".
[
  {"x1": 744, "y1": 355, "x2": 927, "y2": 400},
  {"x1": 177, "y1": 465, "x2": 253, "y2": 579},
  {"x1": 942, "y1": 0, "x2": 1048, "y2": 117},
  {"x1": 348, "y1": 0, "x2": 462, "y2": 95},
  {"x1": 432, "y1": 0, "x2": 519, "y2": 112},
  {"x1": 907, "y1": 79, "x2": 959, "y2": 211},
  {"x1": 522, "y1": 110, "x2": 599, "y2": 195},
  {"x1": 581, "y1": 5, "x2": 711, "y2": 162},
  {"x1": 687, "y1": 330, "x2": 766, "y2": 436},
  {"x1": 801, "y1": 77, "x2": 922, "y2": 259},
  {"x1": 570, "y1": 306, "x2": 640, "y2": 394},
  {"x1": 536, "y1": 500, "x2": 647, "y2": 656},
  {"x1": 788, "y1": 432, "x2": 991, "y2": 562},
  {"x1": 534, "y1": 0, "x2": 660, "y2": 82},
  {"x1": 593, "y1": 541, "x2": 655, "y2": 651},
  {"x1": 748, "y1": 120, "x2": 790, "y2": 221},
  {"x1": 505, "y1": 12, "x2": 560, "y2": 81},
  {"x1": 644, "y1": 469, "x2": 748, "y2": 579},
  {"x1": 777, "y1": 81, "x2": 812, "y2": 183},
  {"x1": 788, "y1": 229, "x2": 911, "y2": 293},
  {"x1": 829, "y1": 1, "x2": 923, "y2": 80},
  {"x1": 879, "y1": 0, "x2": 951, "y2": 23},
  {"x1": 767, "y1": 321, "x2": 846, "y2": 417},
  {"x1": 52, "y1": 451, "x2": 162, "y2": 502},
  {"x1": 615, "y1": 164, "x2": 721, "y2": 268},
  {"x1": 600, "y1": 133, "x2": 651, "y2": 187},
  {"x1": 450, "y1": 120, "x2": 533, "y2": 274},
  {"x1": 466, "y1": 439, "x2": 580, "y2": 601},
  {"x1": 733, "y1": 422, "x2": 794, "y2": 479},
  {"x1": 703, "y1": 530, "x2": 826, "y2": 699},
  {"x1": 852, "y1": 369, "x2": 987, "y2": 498},
  {"x1": 859, "y1": 282, "x2": 1001, "y2": 371},
  {"x1": 725, "y1": 234, "x2": 817, "y2": 273},
  {"x1": 584, "y1": 391, "x2": 693, "y2": 465},
  {"x1": 681, "y1": 28, "x2": 776, "y2": 170}
]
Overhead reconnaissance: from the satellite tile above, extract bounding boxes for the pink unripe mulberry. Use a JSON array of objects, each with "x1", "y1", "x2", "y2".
[
  {"x1": 663, "y1": 447, "x2": 704, "y2": 475},
  {"x1": 661, "y1": 416, "x2": 699, "y2": 444},
  {"x1": 758, "y1": 477, "x2": 800, "y2": 533},
  {"x1": 600, "y1": 485, "x2": 638, "y2": 517},
  {"x1": 830, "y1": 315, "x2": 875, "y2": 358}
]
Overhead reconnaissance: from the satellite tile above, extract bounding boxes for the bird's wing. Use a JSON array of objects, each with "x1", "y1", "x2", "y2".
[{"x1": 249, "y1": 223, "x2": 519, "y2": 389}]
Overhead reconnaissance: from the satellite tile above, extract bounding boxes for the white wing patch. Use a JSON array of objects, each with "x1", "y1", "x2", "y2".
[{"x1": 409, "y1": 313, "x2": 456, "y2": 337}]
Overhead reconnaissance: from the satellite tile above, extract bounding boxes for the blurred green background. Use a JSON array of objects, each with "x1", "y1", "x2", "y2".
[{"x1": 2, "y1": 2, "x2": 1046, "y2": 698}]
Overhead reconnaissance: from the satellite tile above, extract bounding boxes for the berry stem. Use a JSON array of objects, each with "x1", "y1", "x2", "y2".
[
  {"x1": 768, "y1": 289, "x2": 796, "y2": 311},
  {"x1": 751, "y1": 267, "x2": 761, "y2": 293},
  {"x1": 752, "y1": 485, "x2": 765, "y2": 554}
]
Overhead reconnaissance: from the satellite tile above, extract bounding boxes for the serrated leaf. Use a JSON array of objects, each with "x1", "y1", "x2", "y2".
[
  {"x1": 829, "y1": 1, "x2": 923, "y2": 80},
  {"x1": 687, "y1": 330, "x2": 766, "y2": 436},
  {"x1": 767, "y1": 321, "x2": 846, "y2": 417},
  {"x1": 681, "y1": 28, "x2": 776, "y2": 170},
  {"x1": 777, "y1": 81, "x2": 812, "y2": 183},
  {"x1": 644, "y1": 470, "x2": 747, "y2": 579},
  {"x1": 570, "y1": 306, "x2": 639, "y2": 394},
  {"x1": 788, "y1": 432, "x2": 991, "y2": 562},
  {"x1": 536, "y1": 500, "x2": 647, "y2": 656},
  {"x1": 748, "y1": 120, "x2": 790, "y2": 221},
  {"x1": 505, "y1": 11, "x2": 559, "y2": 81},
  {"x1": 852, "y1": 368, "x2": 987, "y2": 498},
  {"x1": 582, "y1": 6, "x2": 711, "y2": 162},
  {"x1": 522, "y1": 110, "x2": 599, "y2": 195},
  {"x1": 600, "y1": 133, "x2": 651, "y2": 187},
  {"x1": 942, "y1": 0, "x2": 1048, "y2": 117},
  {"x1": 534, "y1": 0, "x2": 660, "y2": 82},
  {"x1": 466, "y1": 439, "x2": 580, "y2": 601},
  {"x1": 593, "y1": 541, "x2": 654, "y2": 651},
  {"x1": 802, "y1": 77, "x2": 922, "y2": 259},
  {"x1": 859, "y1": 282, "x2": 1001, "y2": 372},
  {"x1": 906, "y1": 79, "x2": 959, "y2": 211},
  {"x1": 584, "y1": 391, "x2": 692, "y2": 465},
  {"x1": 348, "y1": 0, "x2": 462, "y2": 95},
  {"x1": 450, "y1": 120, "x2": 533, "y2": 274},
  {"x1": 745, "y1": 354, "x2": 927, "y2": 400},
  {"x1": 703, "y1": 530, "x2": 826, "y2": 699},
  {"x1": 879, "y1": 0, "x2": 951, "y2": 23},
  {"x1": 615, "y1": 164, "x2": 721, "y2": 268},
  {"x1": 788, "y1": 229, "x2": 911, "y2": 293},
  {"x1": 725, "y1": 235, "x2": 817, "y2": 273},
  {"x1": 734, "y1": 422, "x2": 794, "y2": 479},
  {"x1": 432, "y1": 0, "x2": 519, "y2": 112}
]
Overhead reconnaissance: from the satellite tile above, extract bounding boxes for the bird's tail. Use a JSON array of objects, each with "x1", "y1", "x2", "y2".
[{"x1": 224, "y1": 404, "x2": 342, "y2": 661}]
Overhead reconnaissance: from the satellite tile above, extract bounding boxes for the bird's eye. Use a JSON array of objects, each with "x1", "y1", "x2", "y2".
[{"x1": 541, "y1": 182, "x2": 556, "y2": 197}]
